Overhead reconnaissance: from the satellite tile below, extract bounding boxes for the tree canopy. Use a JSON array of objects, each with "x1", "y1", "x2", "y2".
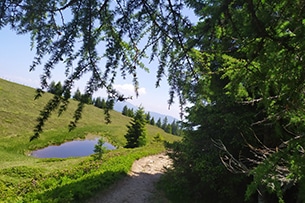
[{"x1": 2, "y1": 0, "x2": 305, "y2": 202}]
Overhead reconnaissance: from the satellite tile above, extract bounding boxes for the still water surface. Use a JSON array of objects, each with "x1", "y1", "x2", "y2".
[{"x1": 31, "y1": 138, "x2": 116, "y2": 158}]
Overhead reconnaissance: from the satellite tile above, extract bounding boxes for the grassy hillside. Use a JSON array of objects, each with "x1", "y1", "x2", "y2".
[{"x1": 0, "y1": 78, "x2": 180, "y2": 202}]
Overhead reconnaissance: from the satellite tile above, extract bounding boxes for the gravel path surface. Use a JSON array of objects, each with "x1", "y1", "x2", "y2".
[{"x1": 87, "y1": 153, "x2": 172, "y2": 203}]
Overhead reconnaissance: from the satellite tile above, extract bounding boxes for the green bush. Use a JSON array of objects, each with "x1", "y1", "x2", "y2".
[
  {"x1": 93, "y1": 138, "x2": 107, "y2": 159},
  {"x1": 153, "y1": 133, "x2": 164, "y2": 143}
]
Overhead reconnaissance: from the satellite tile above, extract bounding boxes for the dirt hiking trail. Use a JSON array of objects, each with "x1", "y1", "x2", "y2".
[{"x1": 87, "y1": 153, "x2": 172, "y2": 203}]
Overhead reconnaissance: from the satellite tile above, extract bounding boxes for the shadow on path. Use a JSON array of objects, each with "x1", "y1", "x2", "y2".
[{"x1": 87, "y1": 171, "x2": 170, "y2": 203}]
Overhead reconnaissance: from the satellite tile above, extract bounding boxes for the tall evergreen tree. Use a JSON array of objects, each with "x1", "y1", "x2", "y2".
[
  {"x1": 145, "y1": 112, "x2": 151, "y2": 122},
  {"x1": 73, "y1": 89, "x2": 82, "y2": 101},
  {"x1": 150, "y1": 117, "x2": 155, "y2": 126},
  {"x1": 127, "y1": 108, "x2": 134, "y2": 118},
  {"x1": 156, "y1": 118, "x2": 162, "y2": 128},
  {"x1": 106, "y1": 99, "x2": 114, "y2": 110},
  {"x1": 47, "y1": 81, "x2": 63, "y2": 96},
  {"x1": 47, "y1": 81, "x2": 57, "y2": 94},
  {"x1": 54, "y1": 82, "x2": 63, "y2": 96},
  {"x1": 171, "y1": 121, "x2": 178, "y2": 135},
  {"x1": 124, "y1": 106, "x2": 147, "y2": 148},
  {"x1": 94, "y1": 97, "x2": 103, "y2": 109},
  {"x1": 80, "y1": 93, "x2": 92, "y2": 104},
  {"x1": 122, "y1": 105, "x2": 134, "y2": 117},
  {"x1": 101, "y1": 98, "x2": 106, "y2": 109},
  {"x1": 161, "y1": 117, "x2": 168, "y2": 131},
  {"x1": 122, "y1": 105, "x2": 128, "y2": 116},
  {"x1": 165, "y1": 123, "x2": 172, "y2": 134},
  {"x1": 162, "y1": 1, "x2": 305, "y2": 202}
]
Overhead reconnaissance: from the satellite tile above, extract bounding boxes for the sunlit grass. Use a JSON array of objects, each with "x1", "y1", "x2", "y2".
[{"x1": 0, "y1": 78, "x2": 181, "y2": 202}]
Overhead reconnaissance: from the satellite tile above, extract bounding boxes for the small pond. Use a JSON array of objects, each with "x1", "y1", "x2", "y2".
[{"x1": 31, "y1": 138, "x2": 116, "y2": 158}]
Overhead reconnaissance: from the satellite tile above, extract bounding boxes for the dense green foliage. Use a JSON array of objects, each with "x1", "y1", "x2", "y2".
[
  {"x1": 160, "y1": 1, "x2": 305, "y2": 202},
  {"x1": 124, "y1": 106, "x2": 147, "y2": 148},
  {"x1": 0, "y1": 78, "x2": 180, "y2": 202},
  {"x1": 2, "y1": 0, "x2": 305, "y2": 202},
  {"x1": 162, "y1": 96, "x2": 257, "y2": 202}
]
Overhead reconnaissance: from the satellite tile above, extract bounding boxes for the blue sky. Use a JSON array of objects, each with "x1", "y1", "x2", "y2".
[{"x1": 0, "y1": 27, "x2": 181, "y2": 119}]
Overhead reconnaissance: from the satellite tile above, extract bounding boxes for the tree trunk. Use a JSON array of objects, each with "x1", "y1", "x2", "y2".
[{"x1": 257, "y1": 185, "x2": 265, "y2": 203}]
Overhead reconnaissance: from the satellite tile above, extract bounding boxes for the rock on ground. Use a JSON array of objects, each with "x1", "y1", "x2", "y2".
[{"x1": 87, "y1": 153, "x2": 172, "y2": 203}]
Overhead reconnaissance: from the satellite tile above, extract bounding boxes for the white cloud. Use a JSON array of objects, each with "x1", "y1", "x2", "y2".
[{"x1": 113, "y1": 83, "x2": 146, "y2": 96}]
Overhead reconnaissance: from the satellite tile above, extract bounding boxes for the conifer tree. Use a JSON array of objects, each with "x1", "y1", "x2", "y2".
[
  {"x1": 165, "y1": 123, "x2": 172, "y2": 134},
  {"x1": 106, "y1": 99, "x2": 114, "y2": 110},
  {"x1": 145, "y1": 112, "x2": 151, "y2": 122},
  {"x1": 150, "y1": 117, "x2": 155, "y2": 126},
  {"x1": 124, "y1": 106, "x2": 147, "y2": 148},
  {"x1": 94, "y1": 97, "x2": 103, "y2": 108},
  {"x1": 47, "y1": 81, "x2": 57, "y2": 94},
  {"x1": 122, "y1": 105, "x2": 128, "y2": 116},
  {"x1": 171, "y1": 120, "x2": 179, "y2": 135},
  {"x1": 127, "y1": 108, "x2": 134, "y2": 118},
  {"x1": 156, "y1": 118, "x2": 162, "y2": 128},
  {"x1": 47, "y1": 81, "x2": 63, "y2": 96},
  {"x1": 161, "y1": 117, "x2": 168, "y2": 131},
  {"x1": 101, "y1": 98, "x2": 106, "y2": 109},
  {"x1": 73, "y1": 89, "x2": 82, "y2": 101}
]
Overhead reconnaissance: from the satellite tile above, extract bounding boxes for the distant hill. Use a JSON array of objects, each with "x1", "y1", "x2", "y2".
[
  {"x1": 0, "y1": 78, "x2": 179, "y2": 147},
  {"x1": 114, "y1": 101, "x2": 179, "y2": 123}
]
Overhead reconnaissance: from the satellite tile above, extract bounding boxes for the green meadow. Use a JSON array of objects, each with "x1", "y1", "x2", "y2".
[{"x1": 0, "y1": 78, "x2": 180, "y2": 202}]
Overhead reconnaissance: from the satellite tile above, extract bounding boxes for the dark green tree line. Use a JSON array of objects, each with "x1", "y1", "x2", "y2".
[
  {"x1": 121, "y1": 107, "x2": 181, "y2": 135},
  {"x1": 121, "y1": 105, "x2": 134, "y2": 118},
  {"x1": 93, "y1": 97, "x2": 106, "y2": 109},
  {"x1": 47, "y1": 81, "x2": 63, "y2": 96}
]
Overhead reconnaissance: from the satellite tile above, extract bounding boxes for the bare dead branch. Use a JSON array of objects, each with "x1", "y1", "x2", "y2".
[{"x1": 212, "y1": 139, "x2": 249, "y2": 174}]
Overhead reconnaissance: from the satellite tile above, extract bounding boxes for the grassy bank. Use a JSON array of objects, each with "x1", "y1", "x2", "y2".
[{"x1": 0, "y1": 78, "x2": 180, "y2": 202}]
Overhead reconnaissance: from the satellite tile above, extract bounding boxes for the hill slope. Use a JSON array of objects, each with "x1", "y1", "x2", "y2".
[
  {"x1": 0, "y1": 78, "x2": 180, "y2": 202},
  {"x1": 0, "y1": 78, "x2": 178, "y2": 148}
]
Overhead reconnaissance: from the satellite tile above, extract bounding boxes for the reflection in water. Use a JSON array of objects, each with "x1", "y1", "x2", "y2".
[{"x1": 31, "y1": 138, "x2": 116, "y2": 158}]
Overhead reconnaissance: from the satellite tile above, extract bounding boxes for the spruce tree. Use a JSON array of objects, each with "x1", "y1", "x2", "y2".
[
  {"x1": 171, "y1": 120, "x2": 179, "y2": 135},
  {"x1": 145, "y1": 112, "x2": 151, "y2": 122},
  {"x1": 101, "y1": 98, "x2": 106, "y2": 109},
  {"x1": 94, "y1": 97, "x2": 103, "y2": 108},
  {"x1": 106, "y1": 99, "x2": 114, "y2": 110},
  {"x1": 161, "y1": 117, "x2": 168, "y2": 131},
  {"x1": 127, "y1": 108, "x2": 134, "y2": 118},
  {"x1": 47, "y1": 81, "x2": 63, "y2": 96},
  {"x1": 122, "y1": 105, "x2": 128, "y2": 116},
  {"x1": 156, "y1": 118, "x2": 162, "y2": 128},
  {"x1": 47, "y1": 81, "x2": 56, "y2": 94},
  {"x1": 73, "y1": 89, "x2": 82, "y2": 101},
  {"x1": 124, "y1": 106, "x2": 147, "y2": 148},
  {"x1": 150, "y1": 117, "x2": 155, "y2": 126}
]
